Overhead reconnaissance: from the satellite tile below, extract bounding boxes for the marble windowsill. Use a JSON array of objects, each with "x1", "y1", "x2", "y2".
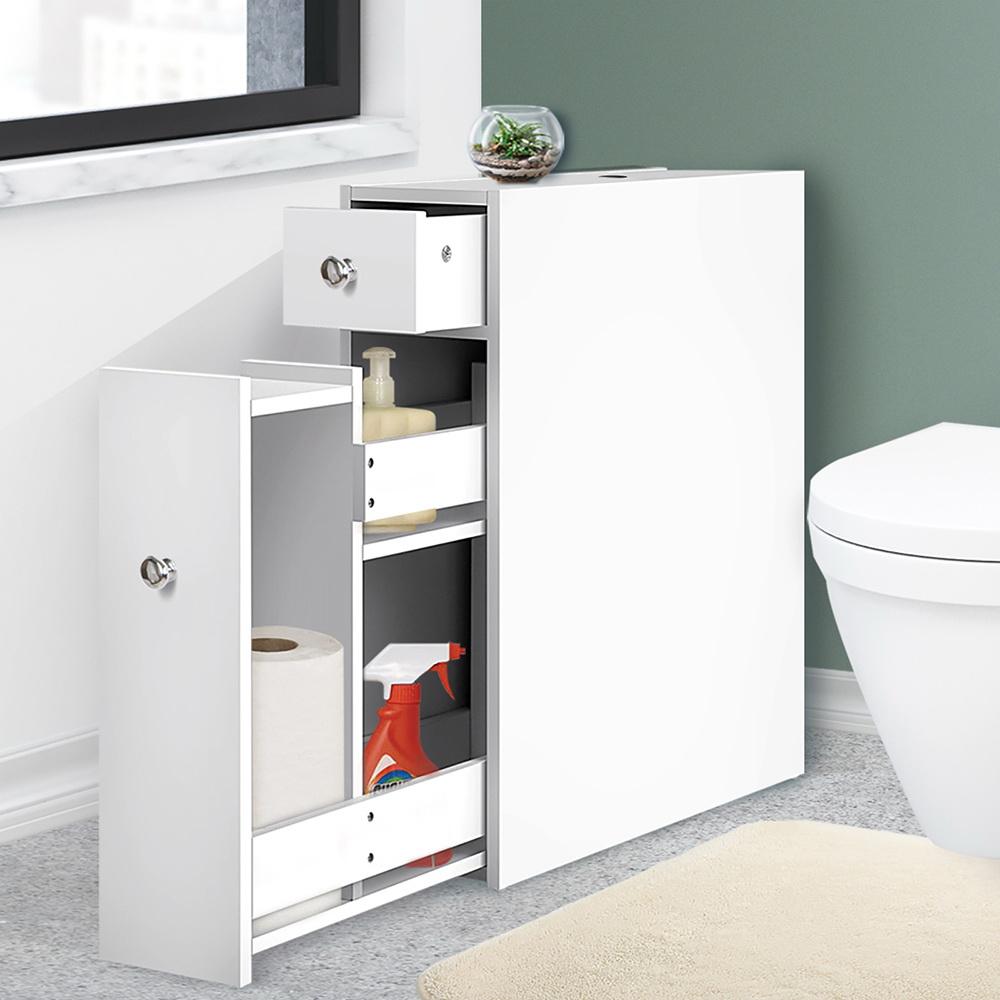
[{"x1": 0, "y1": 116, "x2": 416, "y2": 209}]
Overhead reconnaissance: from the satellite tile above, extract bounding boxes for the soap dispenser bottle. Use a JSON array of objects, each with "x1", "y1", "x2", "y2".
[{"x1": 362, "y1": 346, "x2": 437, "y2": 532}]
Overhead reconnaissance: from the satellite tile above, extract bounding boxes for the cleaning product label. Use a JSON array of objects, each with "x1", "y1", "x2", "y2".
[{"x1": 366, "y1": 753, "x2": 413, "y2": 794}]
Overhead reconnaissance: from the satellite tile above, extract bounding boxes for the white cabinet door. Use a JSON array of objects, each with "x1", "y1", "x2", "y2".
[
  {"x1": 99, "y1": 369, "x2": 252, "y2": 986},
  {"x1": 100, "y1": 361, "x2": 360, "y2": 985},
  {"x1": 488, "y1": 172, "x2": 805, "y2": 888}
]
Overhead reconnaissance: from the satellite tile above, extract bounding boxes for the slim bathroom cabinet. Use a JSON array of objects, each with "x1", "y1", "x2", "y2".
[{"x1": 99, "y1": 169, "x2": 804, "y2": 986}]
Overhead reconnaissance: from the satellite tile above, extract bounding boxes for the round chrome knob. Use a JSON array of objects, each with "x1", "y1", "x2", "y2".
[
  {"x1": 320, "y1": 256, "x2": 357, "y2": 289},
  {"x1": 140, "y1": 556, "x2": 177, "y2": 590}
]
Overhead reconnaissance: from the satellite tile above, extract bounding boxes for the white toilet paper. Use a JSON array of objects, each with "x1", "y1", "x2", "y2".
[{"x1": 252, "y1": 626, "x2": 344, "y2": 831}]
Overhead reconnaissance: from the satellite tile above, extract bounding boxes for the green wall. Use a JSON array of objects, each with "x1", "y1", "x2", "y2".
[{"x1": 484, "y1": 0, "x2": 1000, "y2": 670}]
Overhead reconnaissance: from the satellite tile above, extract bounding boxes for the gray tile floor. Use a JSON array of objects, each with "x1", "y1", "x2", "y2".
[{"x1": 0, "y1": 729, "x2": 918, "y2": 1000}]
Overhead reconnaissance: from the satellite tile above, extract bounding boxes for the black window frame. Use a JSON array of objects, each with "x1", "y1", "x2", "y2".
[{"x1": 0, "y1": 0, "x2": 360, "y2": 161}]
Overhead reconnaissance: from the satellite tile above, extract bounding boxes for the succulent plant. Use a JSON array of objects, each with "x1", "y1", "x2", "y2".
[{"x1": 483, "y1": 113, "x2": 553, "y2": 160}]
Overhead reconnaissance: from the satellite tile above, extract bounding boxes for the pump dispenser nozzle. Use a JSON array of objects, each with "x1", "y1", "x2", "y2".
[{"x1": 361, "y1": 346, "x2": 396, "y2": 407}]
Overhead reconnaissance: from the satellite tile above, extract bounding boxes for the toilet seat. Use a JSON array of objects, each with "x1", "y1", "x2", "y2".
[
  {"x1": 809, "y1": 422, "x2": 1000, "y2": 562},
  {"x1": 809, "y1": 523, "x2": 1000, "y2": 605}
]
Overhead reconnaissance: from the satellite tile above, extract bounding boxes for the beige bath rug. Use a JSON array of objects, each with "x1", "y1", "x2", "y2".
[{"x1": 418, "y1": 820, "x2": 1000, "y2": 1000}]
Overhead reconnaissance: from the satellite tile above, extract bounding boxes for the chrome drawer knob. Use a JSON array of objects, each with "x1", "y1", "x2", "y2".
[
  {"x1": 320, "y1": 256, "x2": 357, "y2": 289},
  {"x1": 140, "y1": 556, "x2": 177, "y2": 590}
]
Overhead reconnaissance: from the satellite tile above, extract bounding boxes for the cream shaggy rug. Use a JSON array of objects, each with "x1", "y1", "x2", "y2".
[{"x1": 418, "y1": 820, "x2": 1000, "y2": 1000}]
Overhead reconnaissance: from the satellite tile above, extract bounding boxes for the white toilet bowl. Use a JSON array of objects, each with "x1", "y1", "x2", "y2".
[{"x1": 809, "y1": 422, "x2": 1000, "y2": 858}]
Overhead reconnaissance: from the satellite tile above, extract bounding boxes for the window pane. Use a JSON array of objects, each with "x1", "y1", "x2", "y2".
[{"x1": 0, "y1": 1, "x2": 308, "y2": 123}]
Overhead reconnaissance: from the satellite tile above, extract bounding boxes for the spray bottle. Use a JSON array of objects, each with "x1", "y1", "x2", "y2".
[{"x1": 363, "y1": 642, "x2": 466, "y2": 867}]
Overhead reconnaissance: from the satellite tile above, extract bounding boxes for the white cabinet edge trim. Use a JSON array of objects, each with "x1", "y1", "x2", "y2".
[{"x1": 0, "y1": 117, "x2": 416, "y2": 209}]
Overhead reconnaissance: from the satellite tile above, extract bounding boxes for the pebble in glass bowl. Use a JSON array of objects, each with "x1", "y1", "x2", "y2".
[{"x1": 469, "y1": 105, "x2": 564, "y2": 182}]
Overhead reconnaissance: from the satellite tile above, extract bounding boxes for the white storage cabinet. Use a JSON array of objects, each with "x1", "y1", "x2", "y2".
[{"x1": 99, "y1": 169, "x2": 805, "y2": 986}]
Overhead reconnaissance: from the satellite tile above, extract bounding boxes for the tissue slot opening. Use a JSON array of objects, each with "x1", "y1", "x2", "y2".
[{"x1": 252, "y1": 637, "x2": 299, "y2": 653}]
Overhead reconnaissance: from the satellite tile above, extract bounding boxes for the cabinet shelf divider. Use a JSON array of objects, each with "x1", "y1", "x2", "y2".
[{"x1": 362, "y1": 502, "x2": 486, "y2": 560}]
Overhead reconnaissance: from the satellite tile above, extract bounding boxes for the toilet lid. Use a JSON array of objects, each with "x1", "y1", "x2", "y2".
[{"x1": 809, "y1": 422, "x2": 1000, "y2": 561}]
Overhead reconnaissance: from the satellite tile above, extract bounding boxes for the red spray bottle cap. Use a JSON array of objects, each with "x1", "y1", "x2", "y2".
[{"x1": 430, "y1": 643, "x2": 466, "y2": 700}]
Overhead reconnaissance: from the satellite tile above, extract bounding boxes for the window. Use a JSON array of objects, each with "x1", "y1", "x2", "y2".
[{"x1": 0, "y1": 0, "x2": 360, "y2": 160}]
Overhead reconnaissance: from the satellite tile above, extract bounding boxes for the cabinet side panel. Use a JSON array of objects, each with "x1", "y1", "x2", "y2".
[
  {"x1": 489, "y1": 174, "x2": 805, "y2": 888},
  {"x1": 98, "y1": 369, "x2": 250, "y2": 986}
]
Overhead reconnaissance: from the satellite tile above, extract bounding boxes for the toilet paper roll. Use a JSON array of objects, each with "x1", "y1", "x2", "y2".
[{"x1": 252, "y1": 626, "x2": 344, "y2": 832}]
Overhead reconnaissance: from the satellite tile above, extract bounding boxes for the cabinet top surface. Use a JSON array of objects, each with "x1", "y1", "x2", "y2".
[{"x1": 350, "y1": 168, "x2": 794, "y2": 204}]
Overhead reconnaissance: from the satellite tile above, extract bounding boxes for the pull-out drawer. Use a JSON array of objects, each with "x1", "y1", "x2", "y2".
[
  {"x1": 284, "y1": 207, "x2": 486, "y2": 334},
  {"x1": 252, "y1": 758, "x2": 486, "y2": 917},
  {"x1": 362, "y1": 424, "x2": 486, "y2": 522},
  {"x1": 102, "y1": 359, "x2": 489, "y2": 983}
]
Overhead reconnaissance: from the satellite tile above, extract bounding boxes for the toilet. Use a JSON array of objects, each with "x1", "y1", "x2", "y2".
[{"x1": 809, "y1": 422, "x2": 1000, "y2": 858}]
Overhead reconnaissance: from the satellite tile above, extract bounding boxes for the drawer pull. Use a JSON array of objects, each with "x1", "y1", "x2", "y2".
[
  {"x1": 320, "y1": 255, "x2": 357, "y2": 289},
  {"x1": 140, "y1": 556, "x2": 176, "y2": 590}
]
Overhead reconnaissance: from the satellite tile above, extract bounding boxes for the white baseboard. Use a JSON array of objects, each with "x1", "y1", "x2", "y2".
[
  {"x1": 805, "y1": 667, "x2": 876, "y2": 735},
  {"x1": 0, "y1": 729, "x2": 98, "y2": 844}
]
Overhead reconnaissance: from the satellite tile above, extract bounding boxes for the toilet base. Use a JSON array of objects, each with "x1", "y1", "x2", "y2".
[{"x1": 828, "y1": 579, "x2": 1000, "y2": 858}]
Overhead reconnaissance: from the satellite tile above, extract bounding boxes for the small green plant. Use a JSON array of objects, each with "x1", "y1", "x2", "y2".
[{"x1": 482, "y1": 114, "x2": 552, "y2": 160}]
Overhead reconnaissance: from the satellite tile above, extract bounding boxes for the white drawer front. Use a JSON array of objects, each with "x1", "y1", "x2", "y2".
[
  {"x1": 252, "y1": 758, "x2": 485, "y2": 917},
  {"x1": 284, "y1": 208, "x2": 485, "y2": 334},
  {"x1": 363, "y1": 424, "x2": 486, "y2": 522}
]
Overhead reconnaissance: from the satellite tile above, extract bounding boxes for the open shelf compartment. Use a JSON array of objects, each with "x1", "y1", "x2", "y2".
[{"x1": 246, "y1": 336, "x2": 490, "y2": 946}]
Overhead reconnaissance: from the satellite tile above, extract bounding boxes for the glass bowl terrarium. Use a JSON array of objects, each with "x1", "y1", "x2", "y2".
[{"x1": 469, "y1": 105, "x2": 563, "y2": 183}]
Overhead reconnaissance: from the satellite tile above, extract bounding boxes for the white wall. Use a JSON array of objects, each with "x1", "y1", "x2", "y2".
[{"x1": 0, "y1": 0, "x2": 481, "y2": 839}]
